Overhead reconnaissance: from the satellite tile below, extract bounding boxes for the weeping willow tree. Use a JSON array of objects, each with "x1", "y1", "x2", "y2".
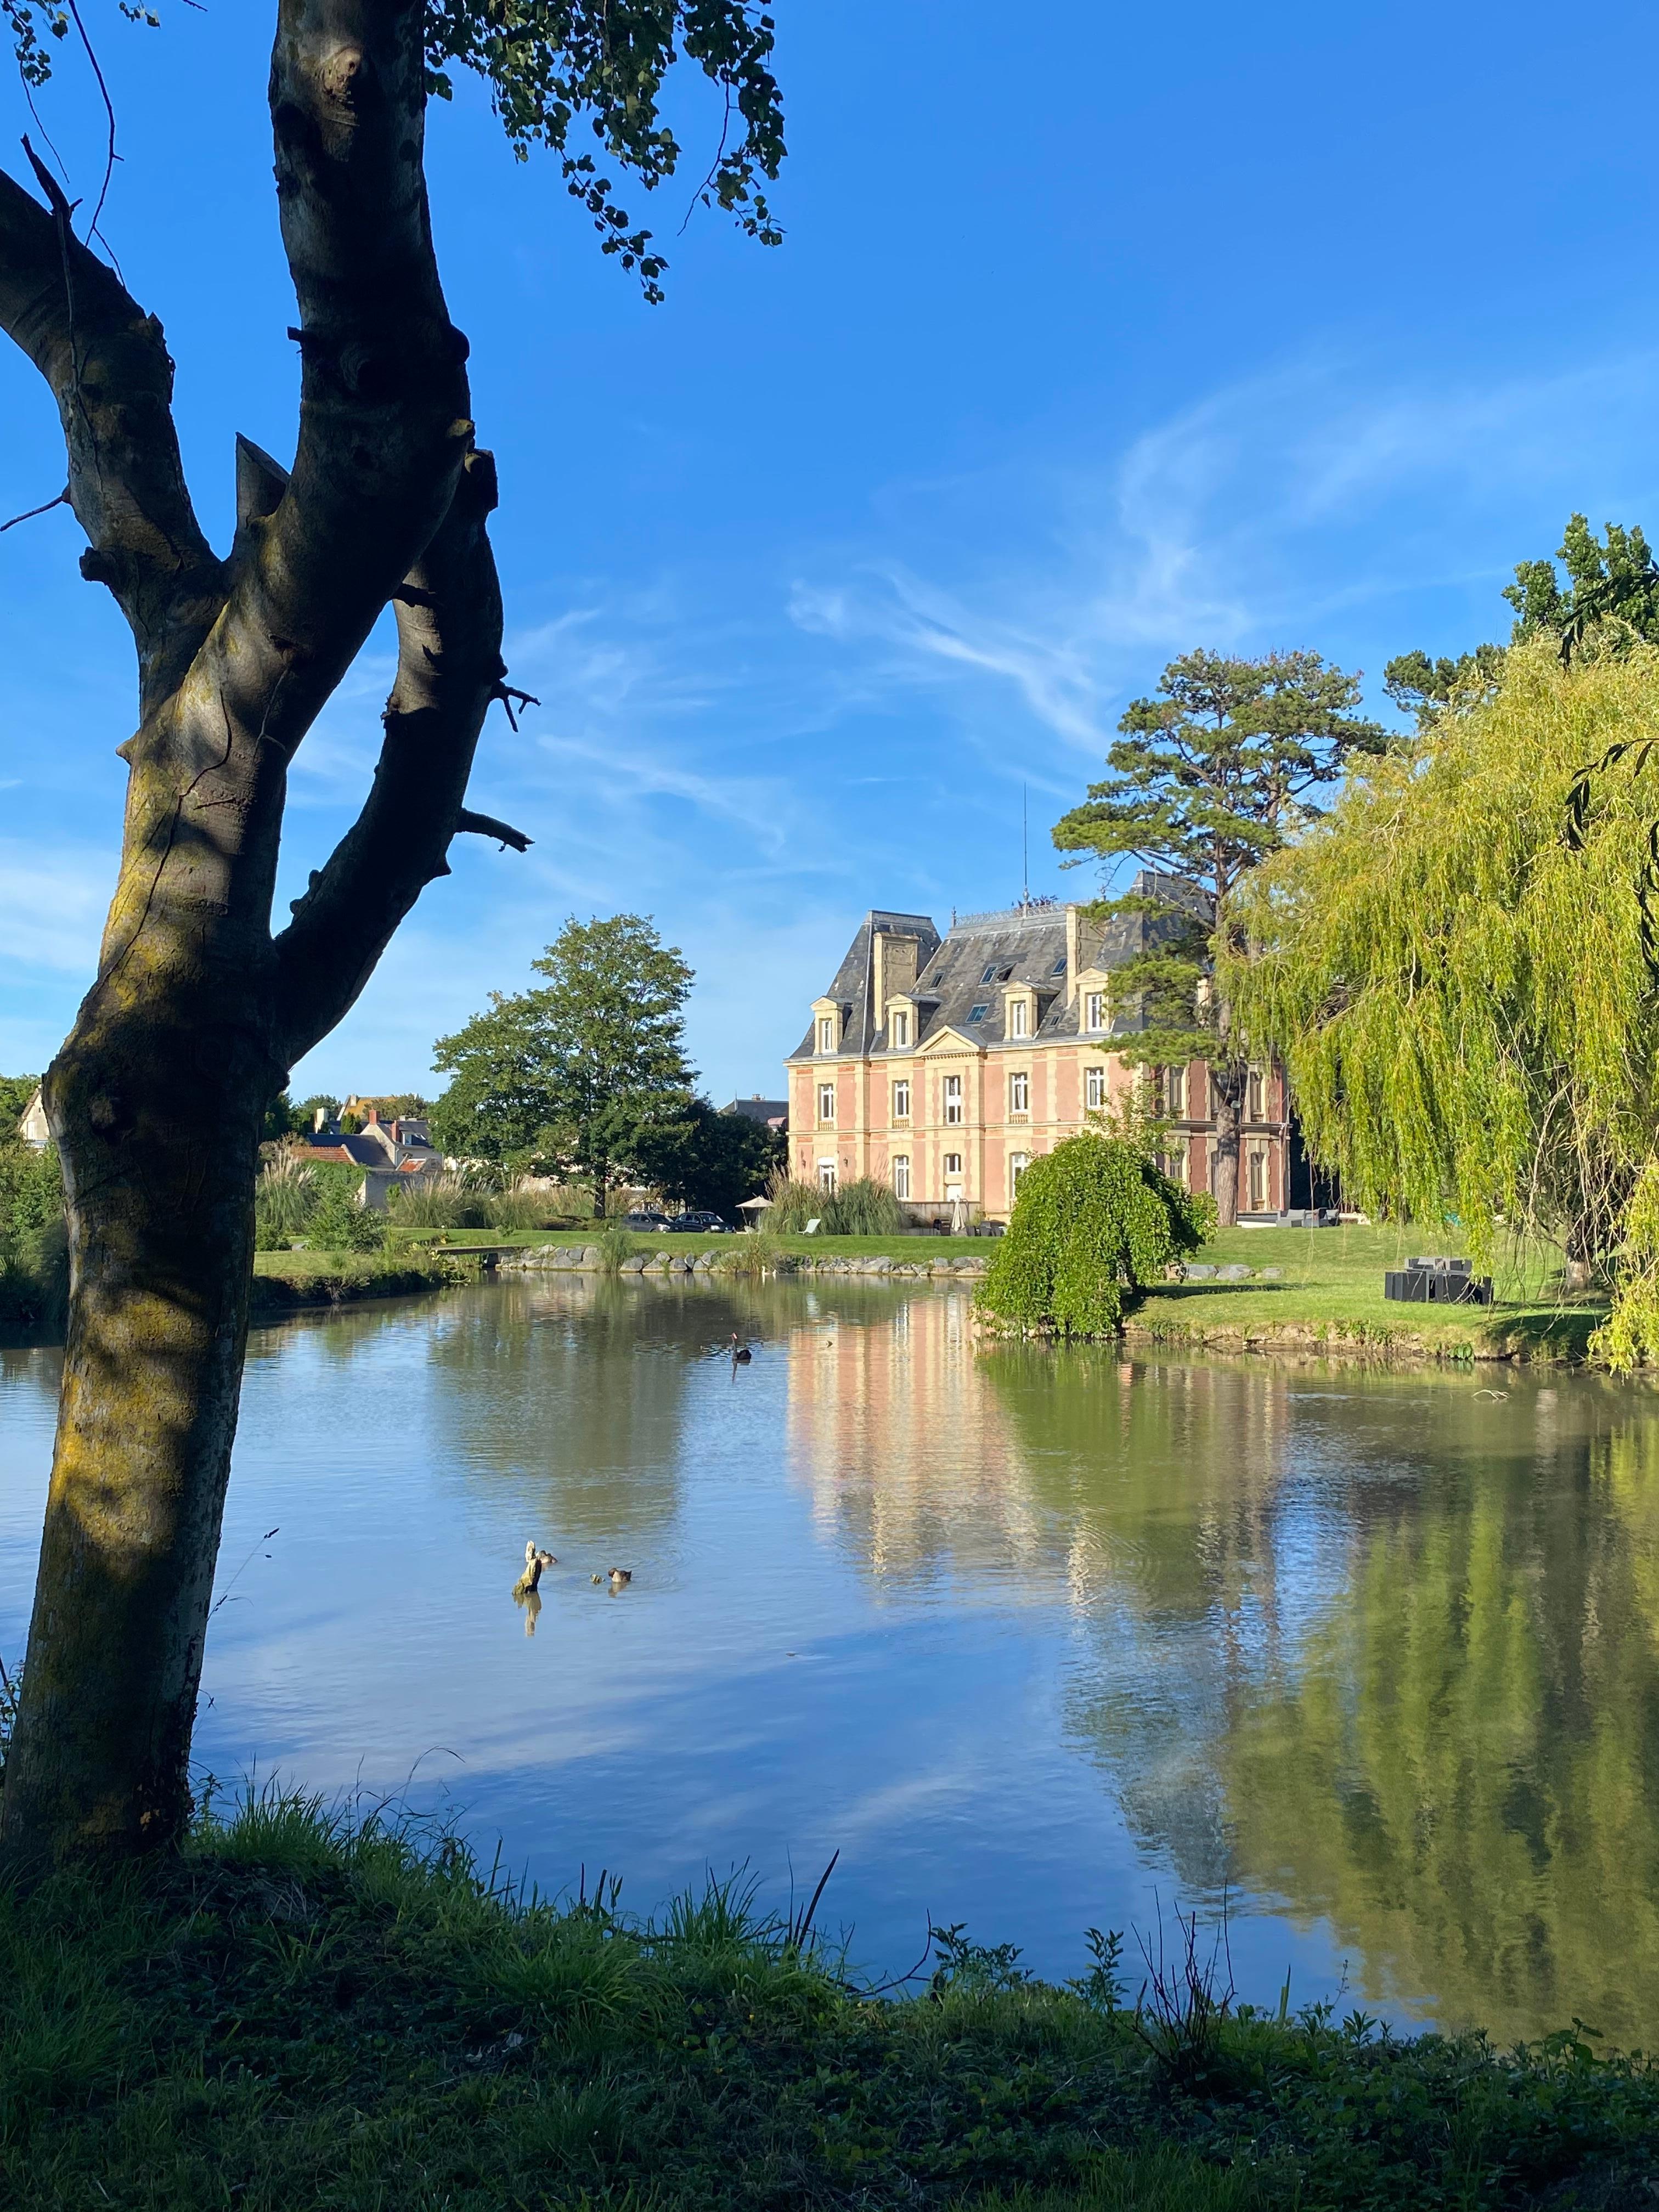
[{"x1": 1225, "y1": 636, "x2": 1659, "y2": 1352}]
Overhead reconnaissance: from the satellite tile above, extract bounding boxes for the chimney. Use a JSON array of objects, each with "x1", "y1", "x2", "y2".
[
  {"x1": 365, "y1": 1107, "x2": 379, "y2": 1127},
  {"x1": 872, "y1": 929, "x2": 921, "y2": 1022},
  {"x1": 313, "y1": 1105, "x2": 329, "y2": 1133}
]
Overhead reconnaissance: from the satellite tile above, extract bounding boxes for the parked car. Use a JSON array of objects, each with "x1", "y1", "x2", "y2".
[
  {"x1": 667, "y1": 1211, "x2": 732, "y2": 1233},
  {"x1": 621, "y1": 1209, "x2": 671, "y2": 1231}
]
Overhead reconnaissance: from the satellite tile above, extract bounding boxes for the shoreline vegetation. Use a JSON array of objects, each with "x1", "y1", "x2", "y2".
[
  {"x1": 1, "y1": 1786, "x2": 1654, "y2": 2211},
  {"x1": 4, "y1": 1226, "x2": 1608, "y2": 1365}
]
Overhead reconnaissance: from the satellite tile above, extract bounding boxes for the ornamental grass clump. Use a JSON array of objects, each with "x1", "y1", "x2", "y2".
[{"x1": 977, "y1": 1134, "x2": 1206, "y2": 1338}]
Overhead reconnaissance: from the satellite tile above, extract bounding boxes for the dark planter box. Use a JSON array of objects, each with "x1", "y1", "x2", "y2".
[{"x1": 1384, "y1": 1266, "x2": 1493, "y2": 1307}]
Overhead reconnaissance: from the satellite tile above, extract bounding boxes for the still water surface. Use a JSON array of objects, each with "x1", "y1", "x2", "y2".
[{"x1": 4, "y1": 1276, "x2": 1659, "y2": 2046}]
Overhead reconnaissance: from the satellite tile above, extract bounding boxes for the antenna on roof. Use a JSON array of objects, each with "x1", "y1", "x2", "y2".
[{"x1": 1022, "y1": 784, "x2": 1030, "y2": 907}]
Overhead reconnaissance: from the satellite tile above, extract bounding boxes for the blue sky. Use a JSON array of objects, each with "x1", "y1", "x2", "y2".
[{"x1": 3, "y1": 0, "x2": 1659, "y2": 1103}]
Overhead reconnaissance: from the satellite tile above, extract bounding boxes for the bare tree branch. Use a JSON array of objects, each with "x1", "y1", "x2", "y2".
[
  {"x1": 456, "y1": 808, "x2": 532, "y2": 851},
  {"x1": 272, "y1": 445, "x2": 518, "y2": 1064},
  {"x1": 0, "y1": 163, "x2": 224, "y2": 710},
  {"x1": 204, "y1": 0, "x2": 476, "y2": 771}
]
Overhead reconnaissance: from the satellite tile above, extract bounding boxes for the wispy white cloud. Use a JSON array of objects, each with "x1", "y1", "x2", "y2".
[
  {"x1": 0, "y1": 840, "x2": 112, "y2": 974},
  {"x1": 787, "y1": 345, "x2": 1659, "y2": 754},
  {"x1": 22, "y1": 342, "x2": 1659, "y2": 1105}
]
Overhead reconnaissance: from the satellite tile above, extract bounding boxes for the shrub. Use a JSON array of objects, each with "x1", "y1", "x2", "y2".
[
  {"x1": 0, "y1": 1140, "x2": 63, "y2": 1265},
  {"x1": 306, "y1": 1164, "x2": 388, "y2": 1252},
  {"x1": 487, "y1": 1180, "x2": 561, "y2": 1232},
  {"x1": 763, "y1": 1172, "x2": 906, "y2": 1235},
  {"x1": 820, "y1": 1176, "x2": 907, "y2": 1237},
  {"x1": 253, "y1": 1147, "x2": 317, "y2": 1250},
  {"x1": 977, "y1": 1133, "x2": 1206, "y2": 1337},
  {"x1": 386, "y1": 1172, "x2": 492, "y2": 1232},
  {"x1": 765, "y1": 1174, "x2": 824, "y2": 1232}
]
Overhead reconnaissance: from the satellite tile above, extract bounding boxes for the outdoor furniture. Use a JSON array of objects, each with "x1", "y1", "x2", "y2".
[{"x1": 1384, "y1": 1255, "x2": 1493, "y2": 1307}]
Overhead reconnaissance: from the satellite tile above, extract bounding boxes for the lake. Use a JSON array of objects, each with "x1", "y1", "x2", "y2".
[{"x1": 4, "y1": 1273, "x2": 1658, "y2": 2047}]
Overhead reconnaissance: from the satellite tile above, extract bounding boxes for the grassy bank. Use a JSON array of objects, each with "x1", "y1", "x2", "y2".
[
  {"x1": 251, "y1": 1248, "x2": 485, "y2": 1316},
  {"x1": 406, "y1": 1227, "x2": 995, "y2": 1263},
  {"x1": 193, "y1": 1223, "x2": 1619, "y2": 1368},
  {"x1": 3, "y1": 1790, "x2": 1655, "y2": 2210},
  {"x1": 1126, "y1": 1226, "x2": 1602, "y2": 1363}
]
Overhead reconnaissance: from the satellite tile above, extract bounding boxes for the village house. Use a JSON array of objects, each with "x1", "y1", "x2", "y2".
[
  {"x1": 303, "y1": 1102, "x2": 444, "y2": 1211},
  {"x1": 785, "y1": 875, "x2": 1291, "y2": 1225}
]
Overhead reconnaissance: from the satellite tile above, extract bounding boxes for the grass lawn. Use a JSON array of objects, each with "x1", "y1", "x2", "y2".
[
  {"x1": 3, "y1": 1788, "x2": 1656, "y2": 2211},
  {"x1": 1129, "y1": 1225, "x2": 1603, "y2": 1362}
]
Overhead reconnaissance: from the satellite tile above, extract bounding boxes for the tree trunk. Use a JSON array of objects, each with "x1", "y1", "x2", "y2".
[
  {"x1": 0, "y1": 3, "x2": 530, "y2": 1869},
  {"x1": 1210, "y1": 1060, "x2": 1246, "y2": 1229},
  {"x1": 0, "y1": 1002, "x2": 269, "y2": 1860}
]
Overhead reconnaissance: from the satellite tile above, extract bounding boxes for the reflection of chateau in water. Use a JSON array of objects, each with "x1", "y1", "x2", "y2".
[
  {"x1": 783, "y1": 1291, "x2": 1051, "y2": 1583},
  {"x1": 783, "y1": 1297, "x2": 1294, "y2": 1614}
]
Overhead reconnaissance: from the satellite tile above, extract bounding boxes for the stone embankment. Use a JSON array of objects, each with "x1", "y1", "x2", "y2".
[{"x1": 498, "y1": 1244, "x2": 991, "y2": 1282}]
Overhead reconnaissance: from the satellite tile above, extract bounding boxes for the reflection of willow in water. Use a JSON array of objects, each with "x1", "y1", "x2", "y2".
[
  {"x1": 986, "y1": 1350, "x2": 1297, "y2": 1893},
  {"x1": 1216, "y1": 1399, "x2": 1659, "y2": 2046},
  {"x1": 986, "y1": 1352, "x2": 1659, "y2": 2045}
]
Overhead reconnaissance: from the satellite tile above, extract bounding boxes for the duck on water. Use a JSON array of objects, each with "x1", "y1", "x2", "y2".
[{"x1": 512, "y1": 1541, "x2": 556, "y2": 1600}]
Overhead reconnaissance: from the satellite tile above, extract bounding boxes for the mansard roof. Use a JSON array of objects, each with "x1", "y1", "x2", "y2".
[
  {"x1": 788, "y1": 874, "x2": 1209, "y2": 1061},
  {"x1": 789, "y1": 909, "x2": 941, "y2": 1060}
]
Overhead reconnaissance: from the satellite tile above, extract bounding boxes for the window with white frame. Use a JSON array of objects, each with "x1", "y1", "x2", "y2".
[
  {"x1": 943, "y1": 1074, "x2": 963, "y2": 1125},
  {"x1": 817, "y1": 1016, "x2": 836, "y2": 1053},
  {"x1": 817, "y1": 1083, "x2": 836, "y2": 1124},
  {"x1": 1009, "y1": 997, "x2": 1029, "y2": 1039},
  {"x1": 892, "y1": 1155, "x2": 911, "y2": 1200},
  {"x1": 1166, "y1": 1064, "x2": 1187, "y2": 1116},
  {"x1": 891, "y1": 1010, "x2": 909, "y2": 1048},
  {"x1": 891, "y1": 1078, "x2": 911, "y2": 1120},
  {"x1": 817, "y1": 1159, "x2": 837, "y2": 1192},
  {"x1": 943, "y1": 1152, "x2": 962, "y2": 1178},
  {"x1": 1085, "y1": 1065, "x2": 1107, "y2": 1111},
  {"x1": 1009, "y1": 1151, "x2": 1031, "y2": 1198},
  {"x1": 1084, "y1": 990, "x2": 1105, "y2": 1032},
  {"x1": 1009, "y1": 1070, "x2": 1030, "y2": 1115}
]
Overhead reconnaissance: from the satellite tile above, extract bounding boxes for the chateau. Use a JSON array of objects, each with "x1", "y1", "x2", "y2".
[{"x1": 785, "y1": 875, "x2": 1290, "y2": 1225}]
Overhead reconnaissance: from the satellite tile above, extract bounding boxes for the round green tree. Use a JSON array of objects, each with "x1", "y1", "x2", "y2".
[{"x1": 977, "y1": 1135, "x2": 1208, "y2": 1338}]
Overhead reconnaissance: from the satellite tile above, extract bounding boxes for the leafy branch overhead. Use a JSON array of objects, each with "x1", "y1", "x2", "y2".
[
  {"x1": 1385, "y1": 515, "x2": 1659, "y2": 729},
  {"x1": 2, "y1": 1, "x2": 786, "y2": 303}
]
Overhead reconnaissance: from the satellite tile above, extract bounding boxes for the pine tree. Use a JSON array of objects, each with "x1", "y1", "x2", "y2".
[{"x1": 1053, "y1": 651, "x2": 1386, "y2": 1224}]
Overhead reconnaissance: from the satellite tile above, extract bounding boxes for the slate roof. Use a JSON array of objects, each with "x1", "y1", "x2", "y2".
[
  {"x1": 302, "y1": 1136, "x2": 390, "y2": 1169},
  {"x1": 721, "y1": 1096, "x2": 789, "y2": 1125},
  {"x1": 789, "y1": 873, "x2": 1209, "y2": 1060},
  {"x1": 789, "y1": 909, "x2": 941, "y2": 1061}
]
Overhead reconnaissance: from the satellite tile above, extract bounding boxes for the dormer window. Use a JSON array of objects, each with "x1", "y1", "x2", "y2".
[
  {"x1": 1009, "y1": 998, "x2": 1029, "y2": 1039},
  {"x1": 1083, "y1": 990, "x2": 1106, "y2": 1032},
  {"x1": 891, "y1": 1010, "x2": 909, "y2": 1048},
  {"x1": 817, "y1": 1016, "x2": 837, "y2": 1054}
]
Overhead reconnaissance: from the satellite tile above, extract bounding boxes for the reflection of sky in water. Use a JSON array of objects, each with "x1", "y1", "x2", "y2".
[{"x1": 4, "y1": 1288, "x2": 1658, "y2": 2044}]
